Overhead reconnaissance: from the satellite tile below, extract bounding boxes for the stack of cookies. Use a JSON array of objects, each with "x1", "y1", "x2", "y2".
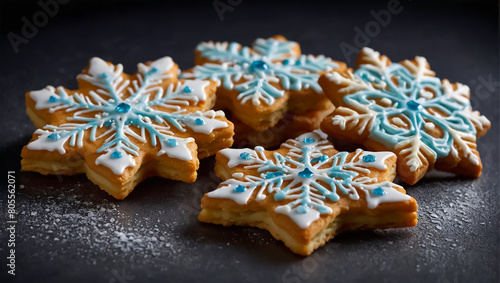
[{"x1": 21, "y1": 36, "x2": 491, "y2": 255}]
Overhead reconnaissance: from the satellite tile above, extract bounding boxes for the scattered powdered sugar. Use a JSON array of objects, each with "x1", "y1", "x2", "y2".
[{"x1": 16, "y1": 182, "x2": 185, "y2": 268}]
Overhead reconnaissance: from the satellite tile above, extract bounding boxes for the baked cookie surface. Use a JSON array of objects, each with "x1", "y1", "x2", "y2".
[
  {"x1": 320, "y1": 48, "x2": 491, "y2": 185},
  {"x1": 199, "y1": 131, "x2": 417, "y2": 255},
  {"x1": 182, "y1": 35, "x2": 346, "y2": 132},
  {"x1": 21, "y1": 57, "x2": 234, "y2": 199}
]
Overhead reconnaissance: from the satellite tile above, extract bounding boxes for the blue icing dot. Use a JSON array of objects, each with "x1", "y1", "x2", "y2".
[
  {"x1": 115, "y1": 103, "x2": 131, "y2": 113},
  {"x1": 167, "y1": 138, "x2": 178, "y2": 147},
  {"x1": 298, "y1": 168, "x2": 314, "y2": 178},
  {"x1": 282, "y1": 59, "x2": 290, "y2": 65},
  {"x1": 100, "y1": 73, "x2": 109, "y2": 79},
  {"x1": 266, "y1": 172, "x2": 283, "y2": 179},
  {"x1": 104, "y1": 121, "x2": 112, "y2": 127},
  {"x1": 274, "y1": 191, "x2": 286, "y2": 201},
  {"x1": 47, "y1": 132, "x2": 61, "y2": 141},
  {"x1": 302, "y1": 137, "x2": 315, "y2": 144},
  {"x1": 111, "y1": 151, "x2": 123, "y2": 159},
  {"x1": 362, "y1": 154, "x2": 376, "y2": 163},
  {"x1": 250, "y1": 60, "x2": 269, "y2": 71},
  {"x1": 183, "y1": 86, "x2": 192, "y2": 93},
  {"x1": 48, "y1": 96, "x2": 58, "y2": 103},
  {"x1": 406, "y1": 100, "x2": 422, "y2": 111},
  {"x1": 150, "y1": 67, "x2": 158, "y2": 74},
  {"x1": 372, "y1": 187, "x2": 387, "y2": 196},
  {"x1": 233, "y1": 185, "x2": 246, "y2": 193},
  {"x1": 296, "y1": 205, "x2": 308, "y2": 214},
  {"x1": 294, "y1": 60, "x2": 301, "y2": 66},
  {"x1": 194, "y1": 118, "x2": 205, "y2": 125},
  {"x1": 239, "y1": 152, "x2": 251, "y2": 160}
]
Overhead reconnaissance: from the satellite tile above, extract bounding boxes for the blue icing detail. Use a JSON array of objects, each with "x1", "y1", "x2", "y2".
[
  {"x1": 220, "y1": 134, "x2": 404, "y2": 221},
  {"x1": 302, "y1": 137, "x2": 315, "y2": 144},
  {"x1": 183, "y1": 86, "x2": 192, "y2": 93},
  {"x1": 233, "y1": 185, "x2": 246, "y2": 193},
  {"x1": 343, "y1": 58, "x2": 478, "y2": 159},
  {"x1": 311, "y1": 155, "x2": 327, "y2": 163},
  {"x1": 111, "y1": 151, "x2": 123, "y2": 159},
  {"x1": 182, "y1": 38, "x2": 339, "y2": 106},
  {"x1": 194, "y1": 118, "x2": 205, "y2": 125},
  {"x1": 27, "y1": 58, "x2": 227, "y2": 166},
  {"x1": 115, "y1": 103, "x2": 131, "y2": 113},
  {"x1": 266, "y1": 171, "x2": 283, "y2": 179},
  {"x1": 239, "y1": 152, "x2": 251, "y2": 160},
  {"x1": 48, "y1": 96, "x2": 58, "y2": 103},
  {"x1": 362, "y1": 154, "x2": 376, "y2": 163},
  {"x1": 47, "y1": 132, "x2": 61, "y2": 141},
  {"x1": 166, "y1": 138, "x2": 178, "y2": 147},
  {"x1": 274, "y1": 190, "x2": 286, "y2": 201},
  {"x1": 296, "y1": 205, "x2": 308, "y2": 214},
  {"x1": 298, "y1": 168, "x2": 314, "y2": 178},
  {"x1": 372, "y1": 187, "x2": 387, "y2": 196},
  {"x1": 406, "y1": 100, "x2": 422, "y2": 111},
  {"x1": 251, "y1": 60, "x2": 269, "y2": 71}
]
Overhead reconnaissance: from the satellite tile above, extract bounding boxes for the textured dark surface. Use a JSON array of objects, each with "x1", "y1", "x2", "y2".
[{"x1": 0, "y1": 0, "x2": 499, "y2": 282}]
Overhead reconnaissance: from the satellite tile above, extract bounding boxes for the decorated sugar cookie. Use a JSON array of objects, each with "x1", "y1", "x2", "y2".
[
  {"x1": 21, "y1": 57, "x2": 234, "y2": 199},
  {"x1": 181, "y1": 35, "x2": 346, "y2": 143},
  {"x1": 199, "y1": 131, "x2": 418, "y2": 255},
  {"x1": 319, "y1": 48, "x2": 491, "y2": 185}
]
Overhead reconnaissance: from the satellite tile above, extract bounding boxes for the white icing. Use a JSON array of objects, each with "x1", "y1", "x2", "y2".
[
  {"x1": 95, "y1": 150, "x2": 136, "y2": 175},
  {"x1": 207, "y1": 131, "x2": 412, "y2": 229},
  {"x1": 207, "y1": 181, "x2": 255, "y2": 205},
  {"x1": 88, "y1": 57, "x2": 115, "y2": 77},
  {"x1": 361, "y1": 182, "x2": 411, "y2": 209},
  {"x1": 274, "y1": 205, "x2": 320, "y2": 229},
  {"x1": 30, "y1": 86, "x2": 62, "y2": 110},
  {"x1": 179, "y1": 80, "x2": 209, "y2": 101},
  {"x1": 137, "y1": 56, "x2": 174, "y2": 81},
  {"x1": 157, "y1": 137, "x2": 194, "y2": 161},
  {"x1": 424, "y1": 122, "x2": 435, "y2": 131},
  {"x1": 220, "y1": 148, "x2": 257, "y2": 168},
  {"x1": 232, "y1": 172, "x2": 244, "y2": 178},
  {"x1": 184, "y1": 111, "x2": 228, "y2": 134},
  {"x1": 27, "y1": 130, "x2": 71, "y2": 154},
  {"x1": 353, "y1": 149, "x2": 395, "y2": 170}
]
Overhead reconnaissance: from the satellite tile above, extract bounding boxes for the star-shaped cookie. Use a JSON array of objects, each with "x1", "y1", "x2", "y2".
[
  {"x1": 199, "y1": 131, "x2": 418, "y2": 255},
  {"x1": 181, "y1": 35, "x2": 346, "y2": 132},
  {"x1": 320, "y1": 48, "x2": 491, "y2": 185},
  {"x1": 21, "y1": 57, "x2": 234, "y2": 199}
]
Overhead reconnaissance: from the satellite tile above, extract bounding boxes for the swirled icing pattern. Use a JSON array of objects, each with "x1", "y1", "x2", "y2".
[
  {"x1": 208, "y1": 131, "x2": 410, "y2": 229},
  {"x1": 326, "y1": 48, "x2": 490, "y2": 172},
  {"x1": 181, "y1": 37, "x2": 339, "y2": 106},
  {"x1": 27, "y1": 57, "x2": 228, "y2": 175}
]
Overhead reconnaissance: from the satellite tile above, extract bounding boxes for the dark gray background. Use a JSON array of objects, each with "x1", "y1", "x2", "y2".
[{"x1": 0, "y1": 0, "x2": 499, "y2": 282}]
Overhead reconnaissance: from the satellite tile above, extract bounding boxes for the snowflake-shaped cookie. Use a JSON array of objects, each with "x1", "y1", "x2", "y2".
[
  {"x1": 199, "y1": 131, "x2": 417, "y2": 255},
  {"x1": 320, "y1": 48, "x2": 491, "y2": 185},
  {"x1": 21, "y1": 57, "x2": 234, "y2": 199},
  {"x1": 182, "y1": 35, "x2": 346, "y2": 131}
]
